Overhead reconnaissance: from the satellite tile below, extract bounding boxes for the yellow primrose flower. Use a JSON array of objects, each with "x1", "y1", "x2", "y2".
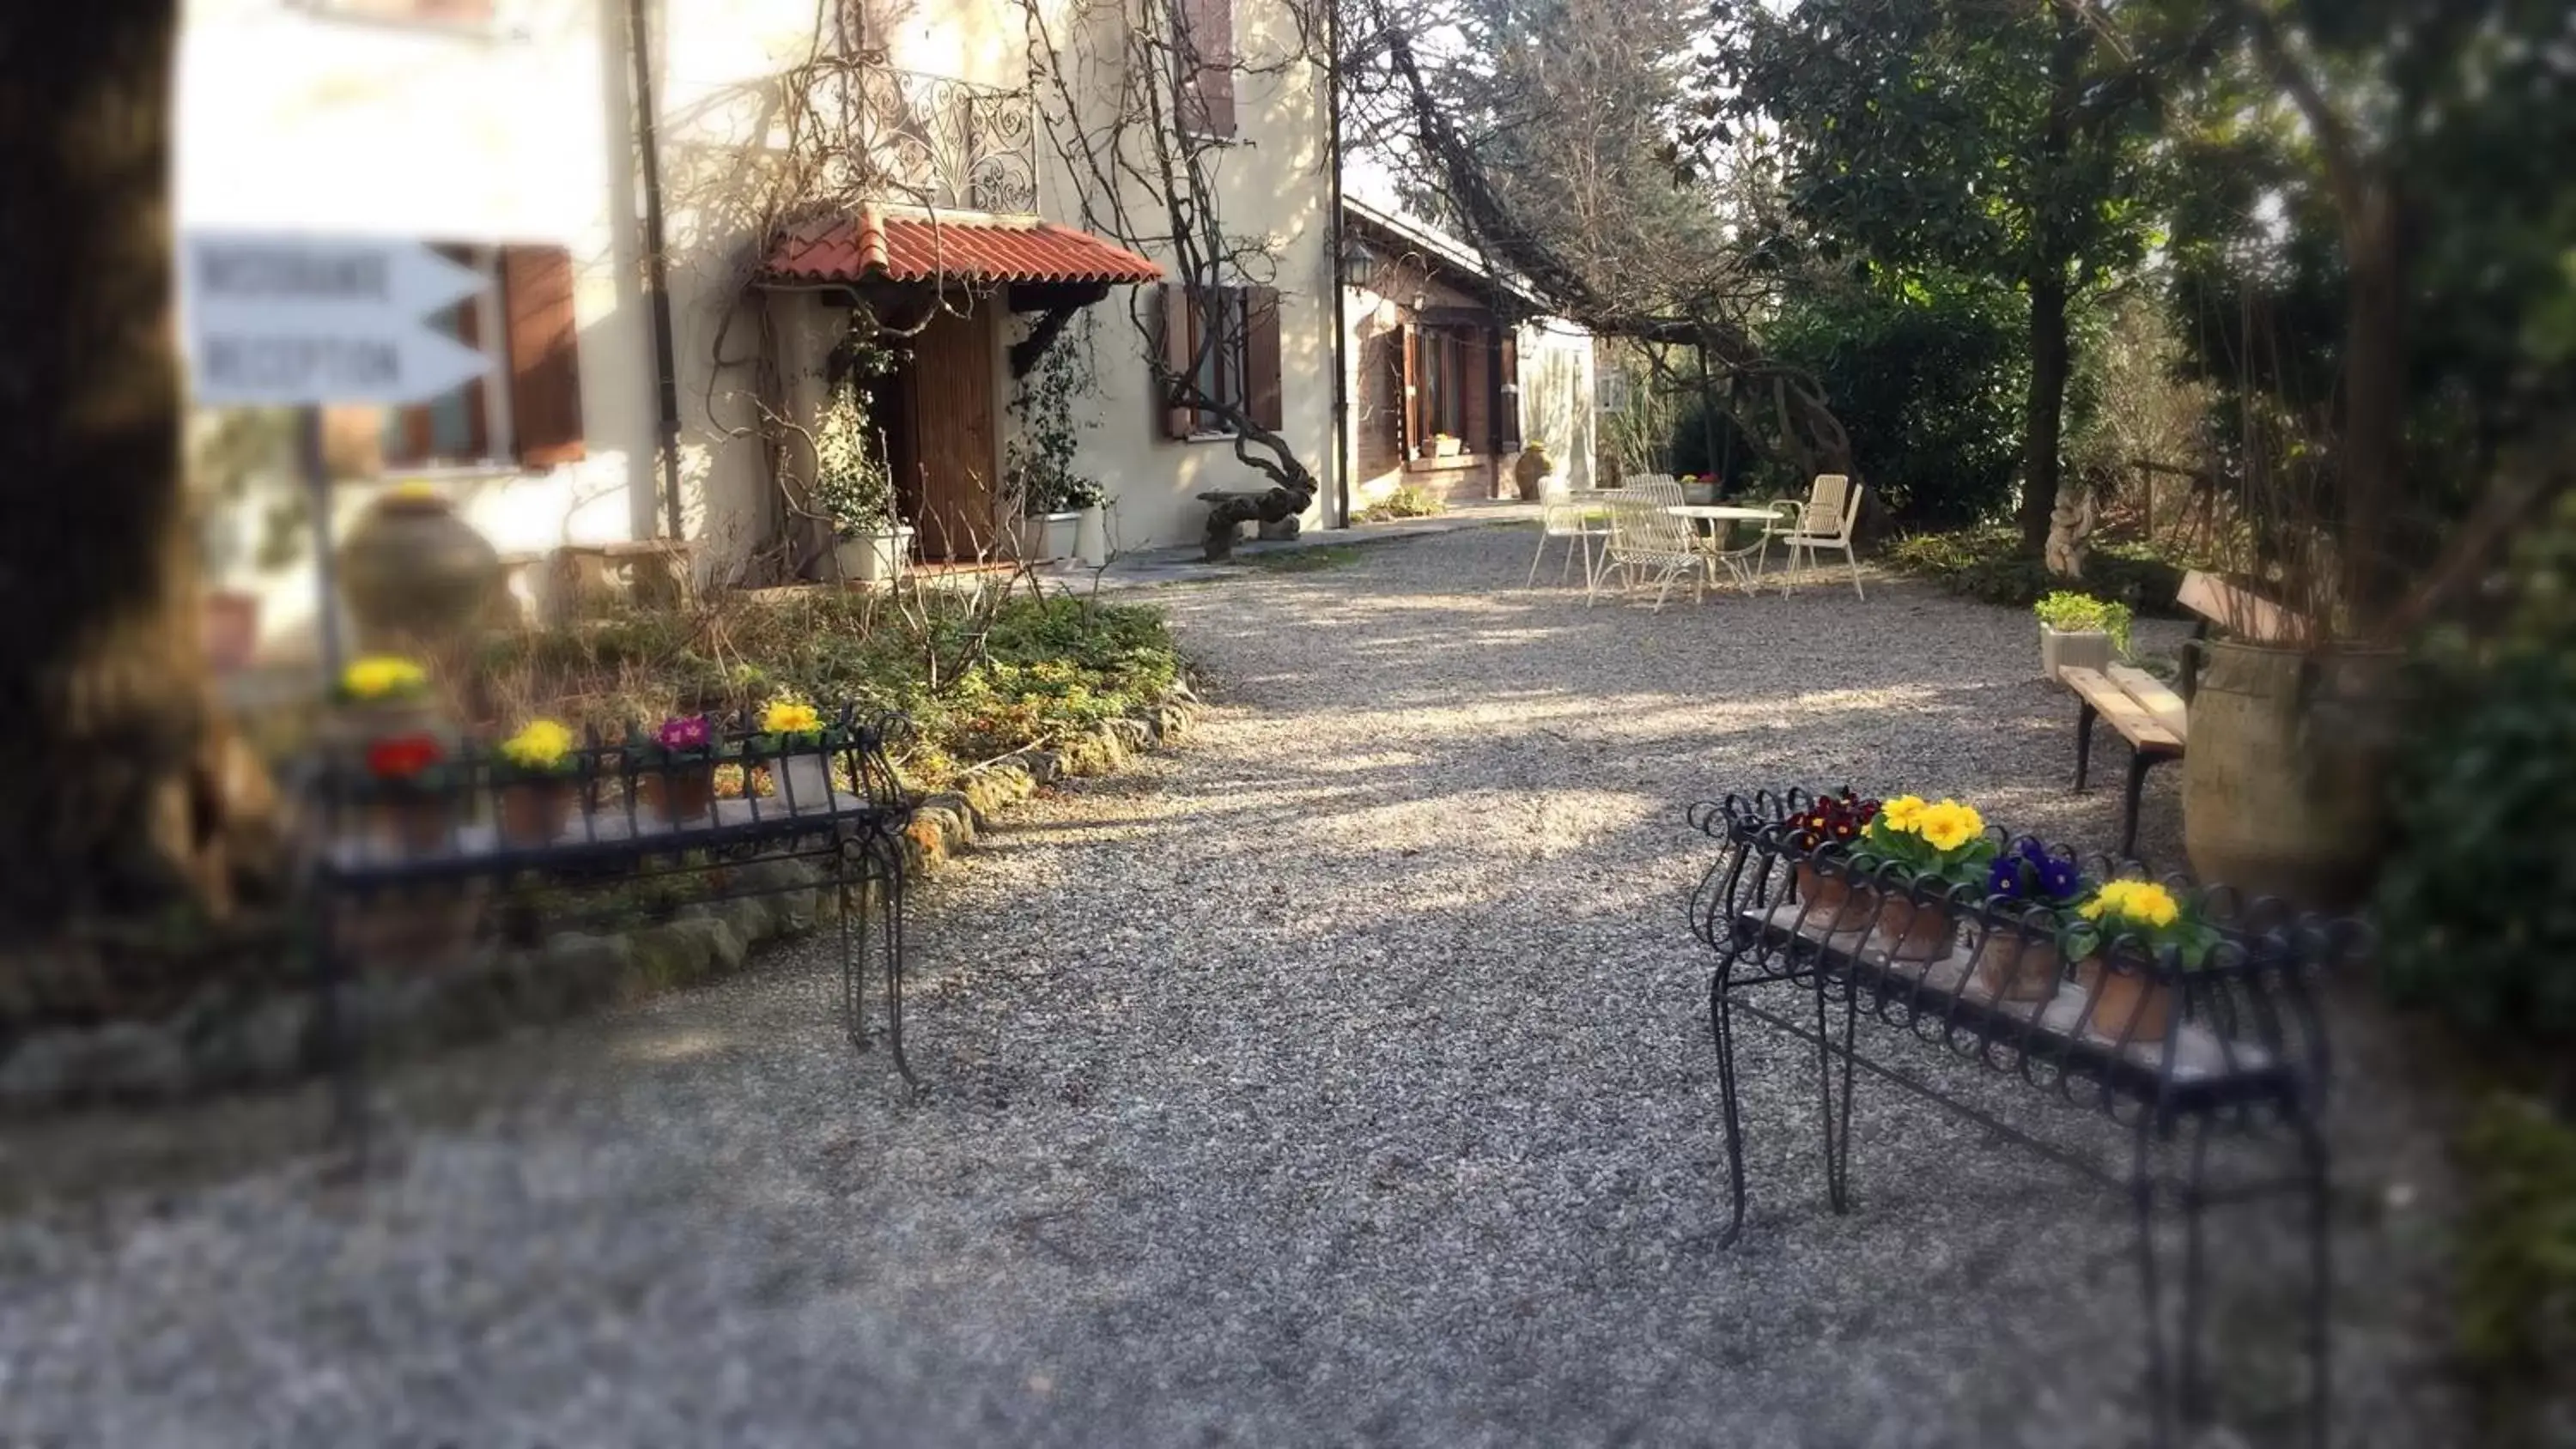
[
  {"x1": 2081, "y1": 880, "x2": 2182, "y2": 930},
  {"x1": 386, "y1": 480, "x2": 447, "y2": 505},
  {"x1": 1879, "y1": 795, "x2": 1927, "y2": 833},
  {"x1": 500, "y1": 718, "x2": 574, "y2": 771},
  {"x1": 762, "y1": 699, "x2": 823, "y2": 736},
  {"x1": 1915, "y1": 799, "x2": 1984, "y2": 853},
  {"x1": 341, "y1": 654, "x2": 428, "y2": 701}
]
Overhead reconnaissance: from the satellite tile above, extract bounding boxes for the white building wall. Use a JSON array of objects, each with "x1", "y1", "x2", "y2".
[{"x1": 178, "y1": 0, "x2": 659, "y2": 652}]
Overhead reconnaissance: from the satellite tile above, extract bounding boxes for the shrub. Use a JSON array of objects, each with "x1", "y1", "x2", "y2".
[
  {"x1": 2033, "y1": 591, "x2": 2134, "y2": 657},
  {"x1": 1884, "y1": 524, "x2": 2187, "y2": 615},
  {"x1": 1356, "y1": 484, "x2": 1444, "y2": 523},
  {"x1": 469, "y1": 591, "x2": 1182, "y2": 791}
]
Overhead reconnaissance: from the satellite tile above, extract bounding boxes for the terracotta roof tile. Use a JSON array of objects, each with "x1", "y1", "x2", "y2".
[{"x1": 765, "y1": 208, "x2": 1163, "y2": 287}]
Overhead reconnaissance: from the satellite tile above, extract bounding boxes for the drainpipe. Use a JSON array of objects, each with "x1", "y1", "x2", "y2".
[
  {"x1": 627, "y1": 0, "x2": 685, "y2": 542},
  {"x1": 1324, "y1": 1, "x2": 1352, "y2": 529}
]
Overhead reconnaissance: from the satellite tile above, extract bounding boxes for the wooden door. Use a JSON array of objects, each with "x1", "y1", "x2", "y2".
[{"x1": 904, "y1": 308, "x2": 997, "y2": 561}]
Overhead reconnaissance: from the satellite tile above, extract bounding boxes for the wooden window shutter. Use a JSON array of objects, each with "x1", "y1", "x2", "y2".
[
  {"x1": 1186, "y1": 0, "x2": 1236, "y2": 136},
  {"x1": 1398, "y1": 323, "x2": 1420, "y2": 458},
  {"x1": 1495, "y1": 330, "x2": 1521, "y2": 453},
  {"x1": 1243, "y1": 287, "x2": 1283, "y2": 432},
  {"x1": 1158, "y1": 283, "x2": 1194, "y2": 439},
  {"x1": 501, "y1": 246, "x2": 586, "y2": 467}
]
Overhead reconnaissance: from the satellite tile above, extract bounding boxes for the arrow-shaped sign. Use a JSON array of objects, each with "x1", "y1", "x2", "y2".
[
  {"x1": 185, "y1": 233, "x2": 488, "y2": 321},
  {"x1": 179, "y1": 233, "x2": 495, "y2": 406},
  {"x1": 188, "y1": 324, "x2": 494, "y2": 406}
]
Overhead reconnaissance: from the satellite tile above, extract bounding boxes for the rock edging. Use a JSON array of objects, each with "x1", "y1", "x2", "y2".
[{"x1": 0, "y1": 684, "x2": 1208, "y2": 1114}]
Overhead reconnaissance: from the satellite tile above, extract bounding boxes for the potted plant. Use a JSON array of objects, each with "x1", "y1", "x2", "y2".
[
  {"x1": 1430, "y1": 432, "x2": 1464, "y2": 458},
  {"x1": 1788, "y1": 789, "x2": 1881, "y2": 937},
  {"x1": 1855, "y1": 794, "x2": 1998, "y2": 961},
  {"x1": 752, "y1": 695, "x2": 837, "y2": 809},
  {"x1": 2033, "y1": 591, "x2": 2132, "y2": 682},
  {"x1": 1973, "y1": 839, "x2": 2087, "y2": 1002},
  {"x1": 494, "y1": 717, "x2": 580, "y2": 846},
  {"x1": 1006, "y1": 335, "x2": 1103, "y2": 561},
  {"x1": 1679, "y1": 471, "x2": 1721, "y2": 506},
  {"x1": 631, "y1": 712, "x2": 730, "y2": 824},
  {"x1": 1026, "y1": 478, "x2": 1102, "y2": 563},
  {"x1": 2063, "y1": 879, "x2": 2221, "y2": 1043},
  {"x1": 812, "y1": 385, "x2": 911, "y2": 583},
  {"x1": 363, "y1": 731, "x2": 456, "y2": 853}
]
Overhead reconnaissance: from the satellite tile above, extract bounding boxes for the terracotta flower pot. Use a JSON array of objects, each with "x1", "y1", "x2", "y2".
[
  {"x1": 2076, "y1": 957, "x2": 2176, "y2": 1043},
  {"x1": 1794, "y1": 864, "x2": 1876, "y2": 937},
  {"x1": 498, "y1": 778, "x2": 574, "y2": 847},
  {"x1": 1973, "y1": 931, "x2": 2063, "y2": 1003},
  {"x1": 374, "y1": 794, "x2": 452, "y2": 854},
  {"x1": 640, "y1": 762, "x2": 716, "y2": 824},
  {"x1": 1870, "y1": 891, "x2": 1953, "y2": 962}
]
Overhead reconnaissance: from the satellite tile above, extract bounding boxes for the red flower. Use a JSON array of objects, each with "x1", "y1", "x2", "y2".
[{"x1": 367, "y1": 733, "x2": 444, "y2": 780}]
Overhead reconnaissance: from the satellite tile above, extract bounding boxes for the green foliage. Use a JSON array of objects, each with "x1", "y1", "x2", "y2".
[
  {"x1": 2032, "y1": 591, "x2": 2133, "y2": 657},
  {"x1": 2456, "y1": 1093, "x2": 2576, "y2": 1428},
  {"x1": 1754, "y1": 269, "x2": 2032, "y2": 527},
  {"x1": 1005, "y1": 320, "x2": 1104, "y2": 515},
  {"x1": 472, "y1": 592, "x2": 1182, "y2": 791},
  {"x1": 1884, "y1": 525, "x2": 2186, "y2": 614},
  {"x1": 1356, "y1": 484, "x2": 1444, "y2": 523},
  {"x1": 2378, "y1": 494, "x2": 2576, "y2": 1046}
]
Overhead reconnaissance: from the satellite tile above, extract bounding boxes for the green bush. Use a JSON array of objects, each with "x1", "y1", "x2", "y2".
[
  {"x1": 1754, "y1": 269, "x2": 2031, "y2": 529},
  {"x1": 1356, "y1": 484, "x2": 1445, "y2": 523},
  {"x1": 1884, "y1": 524, "x2": 2187, "y2": 614},
  {"x1": 2456, "y1": 1094, "x2": 2576, "y2": 1420}
]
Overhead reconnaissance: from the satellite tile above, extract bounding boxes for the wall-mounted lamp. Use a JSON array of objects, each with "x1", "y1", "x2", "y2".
[{"x1": 1340, "y1": 239, "x2": 1377, "y2": 293}]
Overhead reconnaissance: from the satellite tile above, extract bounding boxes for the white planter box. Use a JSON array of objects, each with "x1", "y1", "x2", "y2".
[
  {"x1": 835, "y1": 526, "x2": 915, "y2": 583},
  {"x1": 1021, "y1": 512, "x2": 1080, "y2": 562},
  {"x1": 2040, "y1": 625, "x2": 2113, "y2": 682}
]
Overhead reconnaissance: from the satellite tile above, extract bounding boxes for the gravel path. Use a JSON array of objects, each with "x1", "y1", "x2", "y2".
[{"x1": 0, "y1": 527, "x2": 2457, "y2": 1447}]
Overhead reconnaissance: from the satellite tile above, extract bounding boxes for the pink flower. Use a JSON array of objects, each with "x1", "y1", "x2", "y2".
[{"x1": 657, "y1": 714, "x2": 711, "y2": 751}]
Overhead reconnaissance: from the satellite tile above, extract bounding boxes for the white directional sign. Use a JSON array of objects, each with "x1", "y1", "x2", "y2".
[{"x1": 181, "y1": 233, "x2": 494, "y2": 406}]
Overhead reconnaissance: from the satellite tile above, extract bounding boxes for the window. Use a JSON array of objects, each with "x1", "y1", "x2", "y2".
[
  {"x1": 1159, "y1": 282, "x2": 1281, "y2": 439},
  {"x1": 1400, "y1": 324, "x2": 1489, "y2": 458},
  {"x1": 1173, "y1": 0, "x2": 1236, "y2": 136},
  {"x1": 322, "y1": 244, "x2": 587, "y2": 476}
]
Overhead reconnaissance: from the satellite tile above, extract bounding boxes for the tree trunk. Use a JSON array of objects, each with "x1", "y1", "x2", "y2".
[
  {"x1": 2018, "y1": 266, "x2": 2071, "y2": 555},
  {"x1": 0, "y1": 3, "x2": 261, "y2": 947},
  {"x1": 2339, "y1": 183, "x2": 2404, "y2": 633}
]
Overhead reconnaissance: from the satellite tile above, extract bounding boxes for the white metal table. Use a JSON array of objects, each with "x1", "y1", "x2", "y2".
[{"x1": 1668, "y1": 504, "x2": 1793, "y2": 592}]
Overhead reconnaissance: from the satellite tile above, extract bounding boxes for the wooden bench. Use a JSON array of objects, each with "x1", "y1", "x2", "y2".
[{"x1": 2066, "y1": 663, "x2": 2190, "y2": 857}]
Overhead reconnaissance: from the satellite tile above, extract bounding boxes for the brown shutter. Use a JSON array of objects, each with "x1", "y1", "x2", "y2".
[
  {"x1": 1398, "y1": 323, "x2": 1419, "y2": 458},
  {"x1": 1158, "y1": 283, "x2": 1194, "y2": 439},
  {"x1": 1244, "y1": 287, "x2": 1282, "y2": 433},
  {"x1": 501, "y1": 245, "x2": 586, "y2": 468},
  {"x1": 1497, "y1": 330, "x2": 1522, "y2": 453},
  {"x1": 1191, "y1": 0, "x2": 1236, "y2": 136}
]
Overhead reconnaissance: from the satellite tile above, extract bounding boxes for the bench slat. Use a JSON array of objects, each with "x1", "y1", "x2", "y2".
[
  {"x1": 2178, "y1": 569, "x2": 2306, "y2": 643},
  {"x1": 2063, "y1": 666, "x2": 2185, "y2": 753},
  {"x1": 2105, "y1": 664, "x2": 2190, "y2": 743}
]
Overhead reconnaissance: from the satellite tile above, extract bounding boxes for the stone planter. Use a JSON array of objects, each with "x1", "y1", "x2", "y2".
[
  {"x1": 2039, "y1": 625, "x2": 2112, "y2": 683},
  {"x1": 639, "y1": 763, "x2": 716, "y2": 824},
  {"x1": 1973, "y1": 931, "x2": 2063, "y2": 1003},
  {"x1": 1074, "y1": 503, "x2": 1111, "y2": 567},
  {"x1": 1022, "y1": 512, "x2": 1081, "y2": 562},
  {"x1": 337, "y1": 488, "x2": 502, "y2": 650},
  {"x1": 835, "y1": 526, "x2": 915, "y2": 583},
  {"x1": 2075, "y1": 957, "x2": 2176, "y2": 1043},
  {"x1": 2183, "y1": 640, "x2": 2397, "y2": 909}
]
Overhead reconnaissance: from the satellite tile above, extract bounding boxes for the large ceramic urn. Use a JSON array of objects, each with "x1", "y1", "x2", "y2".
[{"x1": 337, "y1": 485, "x2": 503, "y2": 651}]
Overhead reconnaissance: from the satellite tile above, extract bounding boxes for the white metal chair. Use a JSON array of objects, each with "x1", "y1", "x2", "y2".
[
  {"x1": 1708, "y1": 499, "x2": 1803, "y2": 592},
  {"x1": 1596, "y1": 488, "x2": 1704, "y2": 611},
  {"x1": 1527, "y1": 476, "x2": 1612, "y2": 594},
  {"x1": 1769, "y1": 473, "x2": 1868, "y2": 599}
]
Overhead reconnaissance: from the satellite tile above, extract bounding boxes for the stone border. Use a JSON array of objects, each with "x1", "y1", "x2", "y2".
[{"x1": 0, "y1": 684, "x2": 1208, "y2": 1114}]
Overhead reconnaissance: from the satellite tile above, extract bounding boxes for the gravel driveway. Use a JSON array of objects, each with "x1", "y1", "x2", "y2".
[{"x1": 0, "y1": 527, "x2": 2456, "y2": 1447}]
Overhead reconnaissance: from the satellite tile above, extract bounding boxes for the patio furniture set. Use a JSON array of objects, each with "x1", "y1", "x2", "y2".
[{"x1": 1527, "y1": 472, "x2": 1867, "y2": 610}]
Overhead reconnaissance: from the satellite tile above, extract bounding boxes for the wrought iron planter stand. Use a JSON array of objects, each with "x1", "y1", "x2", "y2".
[
  {"x1": 1688, "y1": 790, "x2": 2368, "y2": 1449},
  {"x1": 307, "y1": 706, "x2": 917, "y2": 1161}
]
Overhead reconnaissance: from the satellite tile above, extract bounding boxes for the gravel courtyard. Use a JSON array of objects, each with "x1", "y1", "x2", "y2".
[{"x1": 0, "y1": 526, "x2": 2456, "y2": 1447}]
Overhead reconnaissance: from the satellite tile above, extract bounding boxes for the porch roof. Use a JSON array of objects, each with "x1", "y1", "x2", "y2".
[{"x1": 763, "y1": 207, "x2": 1163, "y2": 288}]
